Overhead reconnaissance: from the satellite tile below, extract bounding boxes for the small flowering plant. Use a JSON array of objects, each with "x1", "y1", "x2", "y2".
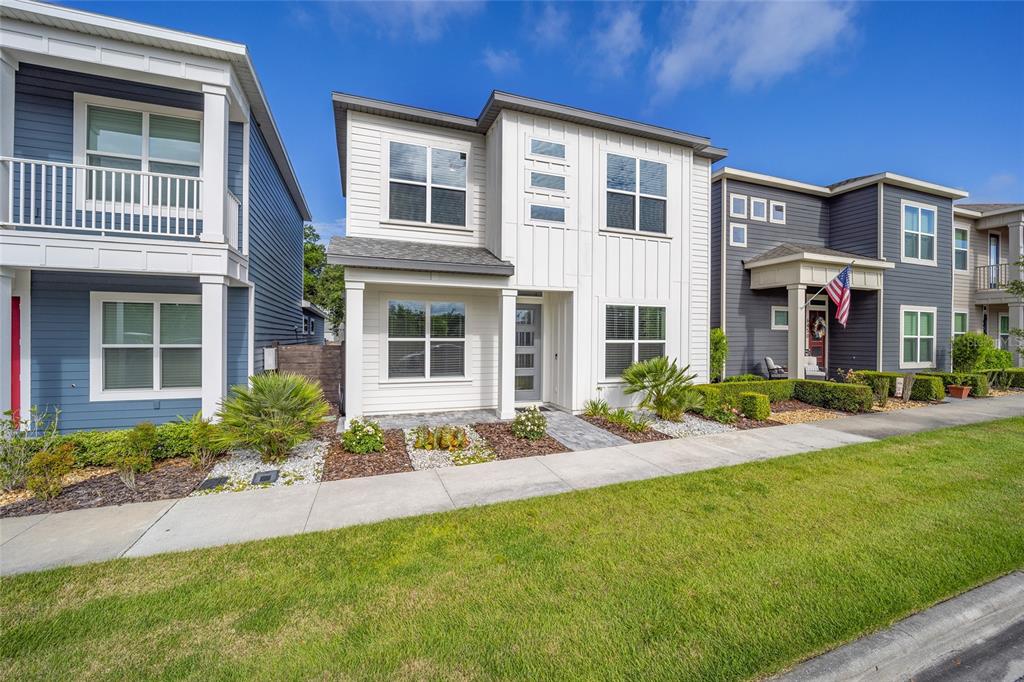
[
  {"x1": 510, "y1": 406, "x2": 547, "y2": 441},
  {"x1": 341, "y1": 418, "x2": 385, "y2": 454}
]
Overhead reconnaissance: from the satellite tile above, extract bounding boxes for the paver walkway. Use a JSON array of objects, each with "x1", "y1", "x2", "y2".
[
  {"x1": 2, "y1": 395, "x2": 1021, "y2": 576},
  {"x1": 544, "y1": 410, "x2": 630, "y2": 450}
]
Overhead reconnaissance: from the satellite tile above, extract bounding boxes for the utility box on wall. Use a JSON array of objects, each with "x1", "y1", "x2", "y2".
[{"x1": 263, "y1": 346, "x2": 278, "y2": 371}]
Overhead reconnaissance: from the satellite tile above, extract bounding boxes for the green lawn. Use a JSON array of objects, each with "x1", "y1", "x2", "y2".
[{"x1": 3, "y1": 419, "x2": 1024, "y2": 681}]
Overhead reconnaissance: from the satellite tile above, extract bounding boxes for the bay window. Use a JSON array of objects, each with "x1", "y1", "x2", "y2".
[
  {"x1": 901, "y1": 306, "x2": 936, "y2": 368},
  {"x1": 604, "y1": 305, "x2": 666, "y2": 378},
  {"x1": 388, "y1": 141, "x2": 467, "y2": 227},
  {"x1": 606, "y1": 154, "x2": 667, "y2": 234},
  {"x1": 387, "y1": 299, "x2": 466, "y2": 379},
  {"x1": 902, "y1": 201, "x2": 937, "y2": 264}
]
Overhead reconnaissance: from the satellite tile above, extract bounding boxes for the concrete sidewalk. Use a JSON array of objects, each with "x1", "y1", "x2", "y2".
[{"x1": 2, "y1": 395, "x2": 1021, "y2": 576}]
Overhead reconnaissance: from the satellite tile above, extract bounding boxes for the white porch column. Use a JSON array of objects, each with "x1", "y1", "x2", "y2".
[
  {"x1": 0, "y1": 268, "x2": 12, "y2": 415},
  {"x1": 787, "y1": 284, "x2": 807, "y2": 379},
  {"x1": 344, "y1": 282, "x2": 365, "y2": 425},
  {"x1": 0, "y1": 55, "x2": 16, "y2": 224},
  {"x1": 498, "y1": 288, "x2": 517, "y2": 419},
  {"x1": 200, "y1": 84, "x2": 229, "y2": 244},
  {"x1": 200, "y1": 275, "x2": 228, "y2": 419}
]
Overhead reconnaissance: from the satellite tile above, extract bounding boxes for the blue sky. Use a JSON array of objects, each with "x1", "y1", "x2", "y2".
[{"x1": 65, "y1": 1, "x2": 1024, "y2": 242}]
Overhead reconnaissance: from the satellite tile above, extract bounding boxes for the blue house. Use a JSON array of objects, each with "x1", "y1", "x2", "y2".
[{"x1": 0, "y1": 0, "x2": 310, "y2": 431}]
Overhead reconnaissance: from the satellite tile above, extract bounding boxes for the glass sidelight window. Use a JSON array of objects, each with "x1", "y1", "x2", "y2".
[
  {"x1": 387, "y1": 300, "x2": 466, "y2": 379},
  {"x1": 604, "y1": 305, "x2": 666, "y2": 378}
]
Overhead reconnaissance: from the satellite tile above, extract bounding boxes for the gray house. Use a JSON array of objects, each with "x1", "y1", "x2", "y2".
[{"x1": 711, "y1": 168, "x2": 969, "y2": 379}]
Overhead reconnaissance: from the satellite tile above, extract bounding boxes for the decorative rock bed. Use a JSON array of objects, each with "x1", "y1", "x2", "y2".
[
  {"x1": 403, "y1": 425, "x2": 495, "y2": 470},
  {"x1": 192, "y1": 438, "x2": 327, "y2": 495},
  {"x1": 645, "y1": 413, "x2": 736, "y2": 438}
]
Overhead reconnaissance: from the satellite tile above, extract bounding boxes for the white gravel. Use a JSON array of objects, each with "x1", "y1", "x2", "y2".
[
  {"x1": 404, "y1": 425, "x2": 490, "y2": 470},
  {"x1": 191, "y1": 438, "x2": 327, "y2": 495},
  {"x1": 643, "y1": 412, "x2": 736, "y2": 438}
]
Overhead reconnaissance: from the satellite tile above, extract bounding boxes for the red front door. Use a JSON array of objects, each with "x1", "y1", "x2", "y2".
[
  {"x1": 10, "y1": 296, "x2": 20, "y2": 424},
  {"x1": 807, "y1": 308, "x2": 827, "y2": 372}
]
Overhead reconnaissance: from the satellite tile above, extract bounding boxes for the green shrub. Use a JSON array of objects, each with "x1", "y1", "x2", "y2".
[
  {"x1": 622, "y1": 356, "x2": 703, "y2": 421},
  {"x1": 851, "y1": 371, "x2": 945, "y2": 402},
  {"x1": 986, "y1": 368, "x2": 1024, "y2": 389},
  {"x1": 920, "y1": 372, "x2": 990, "y2": 397},
  {"x1": 792, "y1": 381, "x2": 872, "y2": 413},
  {"x1": 179, "y1": 413, "x2": 222, "y2": 468},
  {"x1": 723, "y1": 374, "x2": 765, "y2": 383},
  {"x1": 952, "y1": 332, "x2": 992, "y2": 372},
  {"x1": 737, "y1": 392, "x2": 770, "y2": 421},
  {"x1": 710, "y1": 328, "x2": 728, "y2": 382},
  {"x1": 411, "y1": 425, "x2": 470, "y2": 451},
  {"x1": 1, "y1": 407, "x2": 61, "y2": 492},
  {"x1": 605, "y1": 408, "x2": 650, "y2": 432},
  {"x1": 582, "y1": 398, "x2": 610, "y2": 417},
  {"x1": 341, "y1": 418, "x2": 385, "y2": 454},
  {"x1": 511, "y1": 406, "x2": 547, "y2": 440},
  {"x1": 25, "y1": 443, "x2": 76, "y2": 500},
  {"x1": 156, "y1": 421, "x2": 198, "y2": 460},
  {"x1": 980, "y1": 348, "x2": 1013, "y2": 370},
  {"x1": 113, "y1": 422, "x2": 157, "y2": 491},
  {"x1": 217, "y1": 372, "x2": 330, "y2": 464},
  {"x1": 859, "y1": 374, "x2": 890, "y2": 407},
  {"x1": 715, "y1": 379, "x2": 796, "y2": 406},
  {"x1": 451, "y1": 443, "x2": 497, "y2": 466}
]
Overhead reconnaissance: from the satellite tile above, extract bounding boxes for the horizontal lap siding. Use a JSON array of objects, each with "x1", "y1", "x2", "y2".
[
  {"x1": 362, "y1": 286, "x2": 498, "y2": 415},
  {"x1": 688, "y1": 156, "x2": 711, "y2": 380},
  {"x1": 227, "y1": 287, "x2": 249, "y2": 389},
  {"x1": 710, "y1": 180, "x2": 722, "y2": 329},
  {"x1": 828, "y1": 185, "x2": 878, "y2": 256},
  {"x1": 723, "y1": 180, "x2": 829, "y2": 376},
  {"x1": 881, "y1": 185, "x2": 953, "y2": 372},
  {"x1": 31, "y1": 271, "x2": 201, "y2": 432},
  {"x1": 828, "y1": 290, "x2": 878, "y2": 372},
  {"x1": 228, "y1": 122, "x2": 245, "y2": 246},
  {"x1": 248, "y1": 119, "x2": 305, "y2": 372}
]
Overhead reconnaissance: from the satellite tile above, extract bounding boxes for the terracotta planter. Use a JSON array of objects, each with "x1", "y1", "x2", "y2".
[{"x1": 948, "y1": 385, "x2": 972, "y2": 399}]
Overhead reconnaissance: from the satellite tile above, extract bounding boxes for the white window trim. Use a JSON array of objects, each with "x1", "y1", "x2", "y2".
[
  {"x1": 89, "y1": 291, "x2": 203, "y2": 402},
  {"x1": 527, "y1": 202, "x2": 566, "y2": 225},
  {"x1": 527, "y1": 136, "x2": 567, "y2": 162},
  {"x1": 769, "y1": 200, "x2": 786, "y2": 225},
  {"x1": 383, "y1": 298, "x2": 469, "y2": 383},
  {"x1": 729, "y1": 193, "x2": 747, "y2": 219},
  {"x1": 750, "y1": 197, "x2": 767, "y2": 222},
  {"x1": 383, "y1": 137, "x2": 470, "y2": 232},
  {"x1": 999, "y1": 313, "x2": 1011, "y2": 350},
  {"x1": 729, "y1": 222, "x2": 747, "y2": 247},
  {"x1": 900, "y1": 199, "x2": 939, "y2": 267},
  {"x1": 603, "y1": 152, "x2": 669, "y2": 235},
  {"x1": 771, "y1": 305, "x2": 789, "y2": 331},
  {"x1": 899, "y1": 305, "x2": 937, "y2": 369},
  {"x1": 526, "y1": 169, "x2": 568, "y2": 196},
  {"x1": 600, "y1": 303, "x2": 667, "y2": 382},
  {"x1": 953, "y1": 227, "x2": 969, "y2": 272},
  {"x1": 953, "y1": 310, "x2": 969, "y2": 338}
]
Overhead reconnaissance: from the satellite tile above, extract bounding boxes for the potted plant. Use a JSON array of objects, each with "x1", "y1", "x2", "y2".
[{"x1": 947, "y1": 384, "x2": 972, "y2": 399}]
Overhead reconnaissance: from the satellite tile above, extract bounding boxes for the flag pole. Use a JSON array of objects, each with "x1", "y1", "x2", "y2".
[{"x1": 798, "y1": 260, "x2": 856, "y2": 312}]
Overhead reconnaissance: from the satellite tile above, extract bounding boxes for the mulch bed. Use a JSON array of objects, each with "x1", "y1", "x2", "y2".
[
  {"x1": 580, "y1": 416, "x2": 672, "y2": 443},
  {"x1": 321, "y1": 429, "x2": 413, "y2": 481},
  {"x1": 472, "y1": 422, "x2": 569, "y2": 459},
  {"x1": 0, "y1": 458, "x2": 212, "y2": 519}
]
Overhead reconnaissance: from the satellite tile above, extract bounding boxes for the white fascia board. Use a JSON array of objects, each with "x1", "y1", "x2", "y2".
[
  {"x1": 744, "y1": 251, "x2": 896, "y2": 270},
  {"x1": 714, "y1": 167, "x2": 969, "y2": 201},
  {"x1": 834, "y1": 172, "x2": 968, "y2": 200},
  {"x1": 712, "y1": 167, "x2": 831, "y2": 196}
]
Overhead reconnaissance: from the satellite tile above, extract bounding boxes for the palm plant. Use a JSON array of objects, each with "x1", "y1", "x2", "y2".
[
  {"x1": 622, "y1": 356, "x2": 704, "y2": 421},
  {"x1": 216, "y1": 372, "x2": 330, "y2": 464}
]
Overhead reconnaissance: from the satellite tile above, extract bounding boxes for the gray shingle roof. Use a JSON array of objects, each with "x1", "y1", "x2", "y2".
[
  {"x1": 956, "y1": 203, "x2": 1024, "y2": 214},
  {"x1": 744, "y1": 243, "x2": 873, "y2": 266},
  {"x1": 327, "y1": 236, "x2": 514, "y2": 276}
]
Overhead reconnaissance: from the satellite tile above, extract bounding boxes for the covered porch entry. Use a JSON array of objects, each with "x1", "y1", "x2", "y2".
[{"x1": 745, "y1": 244, "x2": 894, "y2": 379}]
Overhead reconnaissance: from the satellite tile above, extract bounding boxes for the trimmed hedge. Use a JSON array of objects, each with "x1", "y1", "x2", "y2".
[
  {"x1": 792, "y1": 380, "x2": 873, "y2": 413},
  {"x1": 851, "y1": 371, "x2": 945, "y2": 402},
  {"x1": 919, "y1": 372, "x2": 990, "y2": 398},
  {"x1": 723, "y1": 374, "x2": 766, "y2": 383},
  {"x1": 985, "y1": 368, "x2": 1024, "y2": 389},
  {"x1": 738, "y1": 392, "x2": 770, "y2": 421},
  {"x1": 52, "y1": 421, "x2": 205, "y2": 467}
]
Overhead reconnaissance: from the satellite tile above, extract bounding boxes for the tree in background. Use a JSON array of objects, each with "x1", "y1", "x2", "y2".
[
  {"x1": 1009, "y1": 258, "x2": 1024, "y2": 360},
  {"x1": 303, "y1": 224, "x2": 345, "y2": 334}
]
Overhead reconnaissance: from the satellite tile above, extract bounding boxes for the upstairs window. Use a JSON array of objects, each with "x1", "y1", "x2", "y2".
[
  {"x1": 954, "y1": 228, "x2": 969, "y2": 271},
  {"x1": 388, "y1": 141, "x2": 467, "y2": 227},
  {"x1": 770, "y1": 201, "x2": 786, "y2": 224},
  {"x1": 750, "y1": 198, "x2": 767, "y2": 221},
  {"x1": 530, "y1": 138, "x2": 565, "y2": 159},
  {"x1": 604, "y1": 305, "x2": 666, "y2": 378},
  {"x1": 606, "y1": 154, "x2": 667, "y2": 234},
  {"x1": 902, "y1": 201, "x2": 937, "y2": 264},
  {"x1": 729, "y1": 194, "x2": 747, "y2": 218}
]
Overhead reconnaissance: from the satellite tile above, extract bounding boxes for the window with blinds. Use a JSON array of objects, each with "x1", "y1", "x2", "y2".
[
  {"x1": 387, "y1": 300, "x2": 466, "y2": 379},
  {"x1": 388, "y1": 141, "x2": 467, "y2": 227},
  {"x1": 99, "y1": 298, "x2": 201, "y2": 392},
  {"x1": 606, "y1": 153, "x2": 667, "y2": 234},
  {"x1": 604, "y1": 305, "x2": 666, "y2": 378}
]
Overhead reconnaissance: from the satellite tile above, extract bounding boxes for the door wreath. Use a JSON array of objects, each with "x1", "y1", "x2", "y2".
[{"x1": 811, "y1": 317, "x2": 827, "y2": 340}]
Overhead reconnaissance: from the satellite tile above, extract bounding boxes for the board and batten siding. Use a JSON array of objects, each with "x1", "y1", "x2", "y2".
[
  {"x1": 720, "y1": 179, "x2": 830, "y2": 376},
  {"x1": 248, "y1": 118, "x2": 305, "y2": 372},
  {"x1": 30, "y1": 271, "x2": 203, "y2": 432},
  {"x1": 880, "y1": 184, "x2": 953, "y2": 372},
  {"x1": 828, "y1": 185, "x2": 878, "y2": 257},
  {"x1": 345, "y1": 111, "x2": 487, "y2": 248},
  {"x1": 360, "y1": 285, "x2": 499, "y2": 415}
]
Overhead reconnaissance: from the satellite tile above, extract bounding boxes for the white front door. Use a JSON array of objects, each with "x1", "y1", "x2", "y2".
[{"x1": 515, "y1": 304, "x2": 541, "y2": 402}]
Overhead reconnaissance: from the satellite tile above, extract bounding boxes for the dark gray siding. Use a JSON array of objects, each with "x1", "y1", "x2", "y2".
[
  {"x1": 227, "y1": 287, "x2": 249, "y2": 389},
  {"x1": 828, "y1": 290, "x2": 878, "y2": 373},
  {"x1": 228, "y1": 122, "x2": 245, "y2": 246},
  {"x1": 31, "y1": 271, "x2": 202, "y2": 432},
  {"x1": 722, "y1": 180, "x2": 830, "y2": 376},
  {"x1": 710, "y1": 179, "x2": 722, "y2": 329},
  {"x1": 248, "y1": 118, "x2": 304, "y2": 373},
  {"x1": 828, "y1": 185, "x2": 878, "y2": 257},
  {"x1": 880, "y1": 184, "x2": 954, "y2": 372}
]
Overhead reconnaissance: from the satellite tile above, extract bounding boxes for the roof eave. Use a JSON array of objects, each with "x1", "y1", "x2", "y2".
[
  {"x1": 327, "y1": 253, "x2": 514, "y2": 277},
  {"x1": 744, "y1": 252, "x2": 896, "y2": 270}
]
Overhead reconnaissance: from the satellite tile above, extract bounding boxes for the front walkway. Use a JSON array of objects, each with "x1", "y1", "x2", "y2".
[{"x1": 2, "y1": 395, "x2": 1021, "y2": 576}]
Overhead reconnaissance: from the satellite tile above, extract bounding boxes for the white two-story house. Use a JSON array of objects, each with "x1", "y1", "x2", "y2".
[
  {"x1": 0, "y1": 0, "x2": 310, "y2": 431},
  {"x1": 328, "y1": 92, "x2": 725, "y2": 422}
]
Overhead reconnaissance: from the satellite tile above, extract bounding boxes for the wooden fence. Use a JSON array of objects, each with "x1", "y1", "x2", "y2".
[{"x1": 276, "y1": 343, "x2": 344, "y2": 407}]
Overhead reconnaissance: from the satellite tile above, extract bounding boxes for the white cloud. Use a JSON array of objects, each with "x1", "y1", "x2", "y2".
[
  {"x1": 311, "y1": 218, "x2": 346, "y2": 244},
  {"x1": 590, "y1": 5, "x2": 645, "y2": 79},
  {"x1": 329, "y1": 1, "x2": 482, "y2": 43},
  {"x1": 482, "y1": 47, "x2": 521, "y2": 75},
  {"x1": 529, "y1": 3, "x2": 571, "y2": 48},
  {"x1": 652, "y1": 2, "x2": 855, "y2": 97}
]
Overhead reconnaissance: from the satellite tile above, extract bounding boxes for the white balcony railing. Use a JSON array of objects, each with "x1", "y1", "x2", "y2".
[
  {"x1": 2, "y1": 157, "x2": 203, "y2": 238},
  {"x1": 976, "y1": 263, "x2": 1013, "y2": 290}
]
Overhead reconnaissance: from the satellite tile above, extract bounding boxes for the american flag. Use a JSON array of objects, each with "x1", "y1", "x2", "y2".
[{"x1": 825, "y1": 265, "x2": 852, "y2": 327}]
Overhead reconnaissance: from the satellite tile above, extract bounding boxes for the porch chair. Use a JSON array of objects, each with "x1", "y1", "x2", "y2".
[
  {"x1": 764, "y1": 357, "x2": 788, "y2": 380},
  {"x1": 803, "y1": 356, "x2": 826, "y2": 379}
]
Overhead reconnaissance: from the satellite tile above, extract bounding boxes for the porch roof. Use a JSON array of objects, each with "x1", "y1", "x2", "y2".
[
  {"x1": 327, "y1": 236, "x2": 515, "y2": 276},
  {"x1": 743, "y1": 243, "x2": 894, "y2": 291}
]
